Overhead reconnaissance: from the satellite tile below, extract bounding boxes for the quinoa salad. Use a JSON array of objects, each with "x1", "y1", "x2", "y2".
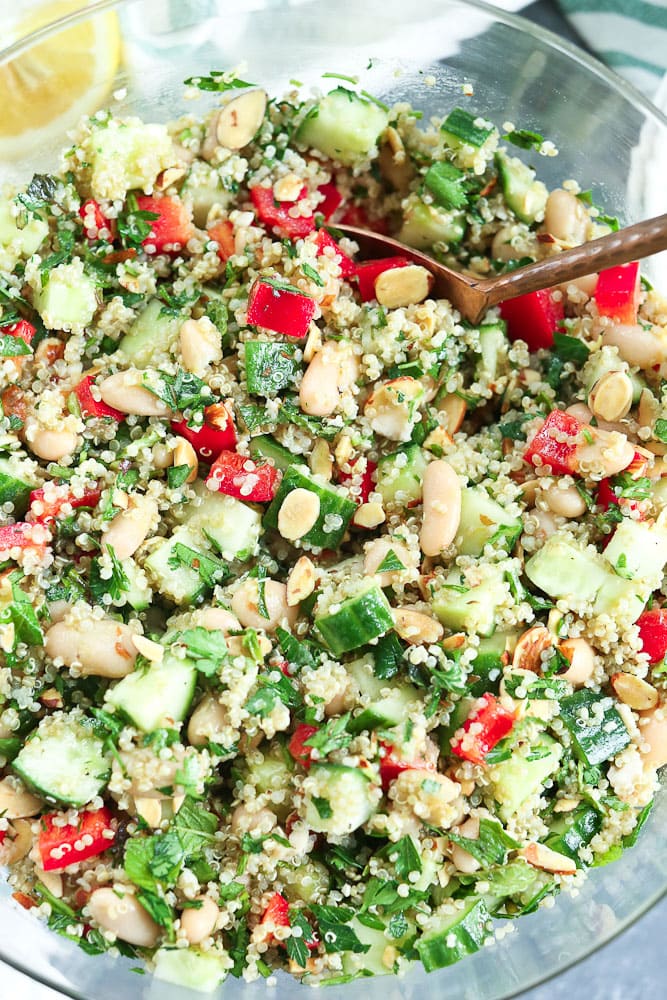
[{"x1": 1, "y1": 70, "x2": 667, "y2": 993}]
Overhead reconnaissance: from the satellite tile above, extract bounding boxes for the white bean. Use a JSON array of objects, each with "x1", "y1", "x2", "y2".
[
  {"x1": 602, "y1": 324, "x2": 667, "y2": 369},
  {"x1": 102, "y1": 495, "x2": 158, "y2": 560},
  {"x1": 0, "y1": 819, "x2": 33, "y2": 866},
  {"x1": 638, "y1": 704, "x2": 667, "y2": 769},
  {"x1": 187, "y1": 695, "x2": 229, "y2": 747},
  {"x1": 181, "y1": 896, "x2": 220, "y2": 945},
  {"x1": 558, "y1": 637, "x2": 596, "y2": 687},
  {"x1": 25, "y1": 422, "x2": 79, "y2": 462},
  {"x1": 419, "y1": 460, "x2": 462, "y2": 556},
  {"x1": 364, "y1": 538, "x2": 415, "y2": 586},
  {"x1": 449, "y1": 817, "x2": 481, "y2": 874},
  {"x1": 45, "y1": 617, "x2": 137, "y2": 678},
  {"x1": 231, "y1": 579, "x2": 298, "y2": 632},
  {"x1": 87, "y1": 887, "x2": 160, "y2": 947},
  {"x1": 299, "y1": 341, "x2": 359, "y2": 417},
  {"x1": 179, "y1": 316, "x2": 222, "y2": 377},
  {"x1": 0, "y1": 776, "x2": 42, "y2": 818},
  {"x1": 544, "y1": 189, "x2": 588, "y2": 244},
  {"x1": 98, "y1": 371, "x2": 172, "y2": 417},
  {"x1": 542, "y1": 483, "x2": 587, "y2": 518}
]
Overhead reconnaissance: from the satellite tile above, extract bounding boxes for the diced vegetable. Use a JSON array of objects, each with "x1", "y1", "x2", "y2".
[
  {"x1": 300, "y1": 763, "x2": 377, "y2": 835},
  {"x1": 456, "y1": 486, "x2": 521, "y2": 556},
  {"x1": 337, "y1": 457, "x2": 377, "y2": 505},
  {"x1": 207, "y1": 218, "x2": 236, "y2": 261},
  {"x1": 495, "y1": 150, "x2": 547, "y2": 224},
  {"x1": 288, "y1": 724, "x2": 319, "y2": 769},
  {"x1": 246, "y1": 277, "x2": 316, "y2": 338},
  {"x1": 354, "y1": 257, "x2": 411, "y2": 302},
  {"x1": 559, "y1": 689, "x2": 630, "y2": 766},
  {"x1": 441, "y1": 107, "x2": 493, "y2": 148},
  {"x1": 499, "y1": 289, "x2": 564, "y2": 351},
  {"x1": 416, "y1": 897, "x2": 491, "y2": 970},
  {"x1": 250, "y1": 184, "x2": 315, "y2": 239},
  {"x1": 264, "y1": 464, "x2": 356, "y2": 548},
  {"x1": 207, "y1": 449, "x2": 281, "y2": 503},
  {"x1": 0, "y1": 455, "x2": 38, "y2": 516},
  {"x1": 244, "y1": 341, "x2": 299, "y2": 396},
  {"x1": 261, "y1": 891, "x2": 290, "y2": 934},
  {"x1": 79, "y1": 198, "x2": 112, "y2": 237},
  {"x1": 451, "y1": 694, "x2": 515, "y2": 765},
  {"x1": 316, "y1": 182, "x2": 344, "y2": 220},
  {"x1": 0, "y1": 319, "x2": 36, "y2": 355},
  {"x1": 594, "y1": 262, "x2": 640, "y2": 325},
  {"x1": 29, "y1": 486, "x2": 101, "y2": 525},
  {"x1": 136, "y1": 195, "x2": 194, "y2": 252},
  {"x1": 297, "y1": 88, "x2": 389, "y2": 165},
  {"x1": 106, "y1": 653, "x2": 197, "y2": 733},
  {"x1": 314, "y1": 228, "x2": 356, "y2": 277},
  {"x1": 74, "y1": 375, "x2": 126, "y2": 421},
  {"x1": 524, "y1": 409, "x2": 580, "y2": 475},
  {"x1": 636, "y1": 609, "x2": 667, "y2": 664},
  {"x1": 39, "y1": 806, "x2": 115, "y2": 871},
  {"x1": 248, "y1": 435, "x2": 301, "y2": 472},
  {"x1": 0, "y1": 521, "x2": 50, "y2": 555},
  {"x1": 171, "y1": 403, "x2": 237, "y2": 461},
  {"x1": 379, "y1": 741, "x2": 435, "y2": 790},
  {"x1": 13, "y1": 714, "x2": 109, "y2": 807},
  {"x1": 545, "y1": 804, "x2": 602, "y2": 866},
  {"x1": 315, "y1": 585, "x2": 394, "y2": 655}
]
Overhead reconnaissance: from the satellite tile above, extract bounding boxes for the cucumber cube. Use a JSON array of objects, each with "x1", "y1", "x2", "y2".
[
  {"x1": 264, "y1": 465, "x2": 355, "y2": 549},
  {"x1": 83, "y1": 122, "x2": 174, "y2": 201},
  {"x1": 298, "y1": 87, "x2": 389, "y2": 165},
  {"x1": 417, "y1": 897, "x2": 491, "y2": 970},
  {"x1": 0, "y1": 200, "x2": 48, "y2": 258},
  {"x1": 315, "y1": 585, "x2": 394, "y2": 655},
  {"x1": 456, "y1": 486, "x2": 520, "y2": 556},
  {"x1": 153, "y1": 948, "x2": 228, "y2": 993},
  {"x1": 442, "y1": 108, "x2": 494, "y2": 147},
  {"x1": 559, "y1": 689, "x2": 630, "y2": 766},
  {"x1": 33, "y1": 259, "x2": 98, "y2": 333},
  {"x1": 13, "y1": 713, "x2": 109, "y2": 807},
  {"x1": 119, "y1": 298, "x2": 183, "y2": 365},
  {"x1": 106, "y1": 654, "x2": 197, "y2": 733},
  {"x1": 244, "y1": 341, "x2": 299, "y2": 396}
]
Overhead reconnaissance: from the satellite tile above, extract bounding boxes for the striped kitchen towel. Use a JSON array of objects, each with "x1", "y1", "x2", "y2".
[{"x1": 557, "y1": 0, "x2": 667, "y2": 97}]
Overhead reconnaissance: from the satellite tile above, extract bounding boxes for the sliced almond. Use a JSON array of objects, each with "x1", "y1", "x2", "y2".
[
  {"x1": 442, "y1": 633, "x2": 466, "y2": 651},
  {"x1": 173, "y1": 437, "x2": 198, "y2": 484},
  {"x1": 216, "y1": 89, "x2": 267, "y2": 150},
  {"x1": 155, "y1": 165, "x2": 187, "y2": 191},
  {"x1": 353, "y1": 501, "x2": 386, "y2": 529},
  {"x1": 277, "y1": 488, "x2": 320, "y2": 541},
  {"x1": 553, "y1": 797, "x2": 581, "y2": 814},
  {"x1": 273, "y1": 173, "x2": 303, "y2": 202},
  {"x1": 520, "y1": 842, "x2": 577, "y2": 875},
  {"x1": 309, "y1": 438, "x2": 333, "y2": 480},
  {"x1": 512, "y1": 625, "x2": 552, "y2": 673},
  {"x1": 303, "y1": 322, "x2": 322, "y2": 363},
  {"x1": 611, "y1": 672, "x2": 659, "y2": 711},
  {"x1": 374, "y1": 264, "x2": 434, "y2": 309},
  {"x1": 132, "y1": 634, "x2": 164, "y2": 662},
  {"x1": 134, "y1": 797, "x2": 163, "y2": 828},
  {"x1": 334, "y1": 433, "x2": 353, "y2": 467},
  {"x1": 424, "y1": 425, "x2": 453, "y2": 454},
  {"x1": 393, "y1": 608, "x2": 444, "y2": 646},
  {"x1": 588, "y1": 370, "x2": 633, "y2": 423},
  {"x1": 437, "y1": 393, "x2": 466, "y2": 434},
  {"x1": 286, "y1": 555, "x2": 316, "y2": 607}
]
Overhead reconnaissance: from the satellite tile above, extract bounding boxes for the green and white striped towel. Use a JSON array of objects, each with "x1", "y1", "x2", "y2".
[{"x1": 557, "y1": 0, "x2": 667, "y2": 97}]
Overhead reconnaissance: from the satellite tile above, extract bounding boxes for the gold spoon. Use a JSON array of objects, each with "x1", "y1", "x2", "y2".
[{"x1": 336, "y1": 214, "x2": 667, "y2": 325}]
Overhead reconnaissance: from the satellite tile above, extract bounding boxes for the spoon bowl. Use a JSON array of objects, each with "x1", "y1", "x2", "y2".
[{"x1": 337, "y1": 213, "x2": 667, "y2": 324}]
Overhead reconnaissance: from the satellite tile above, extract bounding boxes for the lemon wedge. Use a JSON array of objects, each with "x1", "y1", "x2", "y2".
[{"x1": 0, "y1": 0, "x2": 121, "y2": 161}]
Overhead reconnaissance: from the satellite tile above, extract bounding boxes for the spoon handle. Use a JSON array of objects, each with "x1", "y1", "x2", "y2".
[{"x1": 482, "y1": 213, "x2": 667, "y2": 308}]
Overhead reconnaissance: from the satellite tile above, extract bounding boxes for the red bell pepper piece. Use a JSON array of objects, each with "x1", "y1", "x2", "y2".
[
  {"x1": 136, "y1": 195, "x2": 194, "y2": 253},
  {"x1": 288, "y1": 724, "x2": 319, "y2": 769},
  {"x1": 207, "y1": 219, "x2": 236, "y2": 262},
  {"x1": 337, "y1": 458, "x2": 377, "y2": 504},
  {"x1": 0, "y1": 522, "x2": 50, "y2": 555},
  {"x1": 594, "y1": 262, "x2": 640, "y2": 325},
  {"x1": 206, "y1": 450, "x2": 281, "y2": 502},
  {"x1": 246, "y1": 277, "x2": 316, "y2": 339},
  {"x1": 451, "y1": 693, "x2": 515, "y2": 766},
  {"x1": 29, "y1": 486, "x2": 101, "y2": 525},
  {"x1": 314, "y1": 229, "x2": 356, "y2": 279},
  {"x1": 597, "y1": 474, "x2": 644, "y2": 521},
  {"x1": 0, "y1": 319, "x2": 36, "y2": 351},
  {"x1": 171, "y1": 402, "x2": 237, "y2": 461},
  {"x1": 499, "y1": 289, "x2": 565, "y2": 351},
  {"x1": 250, "y1": 184, "x2": 316, "y2": 239},
  {"x1": 261, "y1": 891, "x2": 290, "y2": 932},
  {"x1": 524, "y1": 409, "x2": 583, "y2": 476},
  {"x1": 339, "y1": 203, "x2": 389, "y2": 235},
  {"x1": 354, "y1": 257, "x2": 411, "y2": 302},
  {"x1": 636, "y1": 609, "x2": 667, "y2": 664},
  {"x1": 79, "y1": 199, "x2": 115, "y2": 239},
  {"x1": 38, "y1": 807, "x2": 115, "y2": 872},
  {"x1": 316, "y1": 182, "x2": 344, "y2": 221},
  {"x1": 379, "y1": 741, "x2": 436, "y2": 791},
  {"x1": 74, "y1": 375, "x2": 126, "y2": 422}
]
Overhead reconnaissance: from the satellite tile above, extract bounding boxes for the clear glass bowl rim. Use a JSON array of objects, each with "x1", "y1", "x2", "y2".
[{"x1": 0, "y1": 1, "x2": 666, "y2": 998}]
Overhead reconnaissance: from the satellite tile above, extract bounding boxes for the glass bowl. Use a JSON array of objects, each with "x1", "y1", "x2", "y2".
[{"x1": 1, "y1": 1, "x2": 666, "y2": 998}]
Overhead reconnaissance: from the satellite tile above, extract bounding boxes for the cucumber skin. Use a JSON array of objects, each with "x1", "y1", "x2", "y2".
[
  {"x1": 298, "y1": 88, "x2": 389, "y2": 165},
  {"x1": 13, "y1": 720, "x2": 109, "y2": 807},
  {"x1": 315, "y1": 586, "x2": 394, "y2": 655},
  {"x1": 559, "y1": 689, "x2": 630, "y2": 766},
  {"x1": 416, "y1": 898, "x2": 491, "y2": 971},
  {"x1": 264, "y1": 465, "x2": 355, "y2": 549},
  {"x1": 248, "y1": 434, "x2": 303, "y2": 472}
]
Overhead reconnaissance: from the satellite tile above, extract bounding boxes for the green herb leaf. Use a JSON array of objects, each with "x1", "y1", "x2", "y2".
[
  {"x1": 552, "y1": 331, "x2": 590, "y2": 364},
  {"x1": 172, "y1": 627, "x2": 227, "y2": 676},
  {"x1": 167, "y1": 543, "x2": 230, "y2": 590},
  {"x1": 301, "y1": 262, "x2": 324, "y2": 286},
  {"x1": 304, "y1": 713, "x2": 352, "y2": 757},
  {"x1": 312, "y1": 796, "x2": 333, "y2": 819},
  {"x1": 117, "y1": 193, "x2": 159, "y2": 249},
  {"x1": 0, "y1": 333, "x2": 32, "y2": 357},
  {"x1": 503, "y1": 128, "x2": 545, "y2": 151},
  {"x1": 375, "y1": 548, "x2": 406, "y2": 573},
  {"x1": 167, "y1": 464, "x2": 192, "y2": 489},
  {"x1": 89, "y1": 544, "x2": 131, "y2": 603},
  {"x1": 448, "y1": 817, "x2": 519, "y2": 866},
  {"x1": 184, "y1": 72, "x2": 257, "y2": 92}
]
